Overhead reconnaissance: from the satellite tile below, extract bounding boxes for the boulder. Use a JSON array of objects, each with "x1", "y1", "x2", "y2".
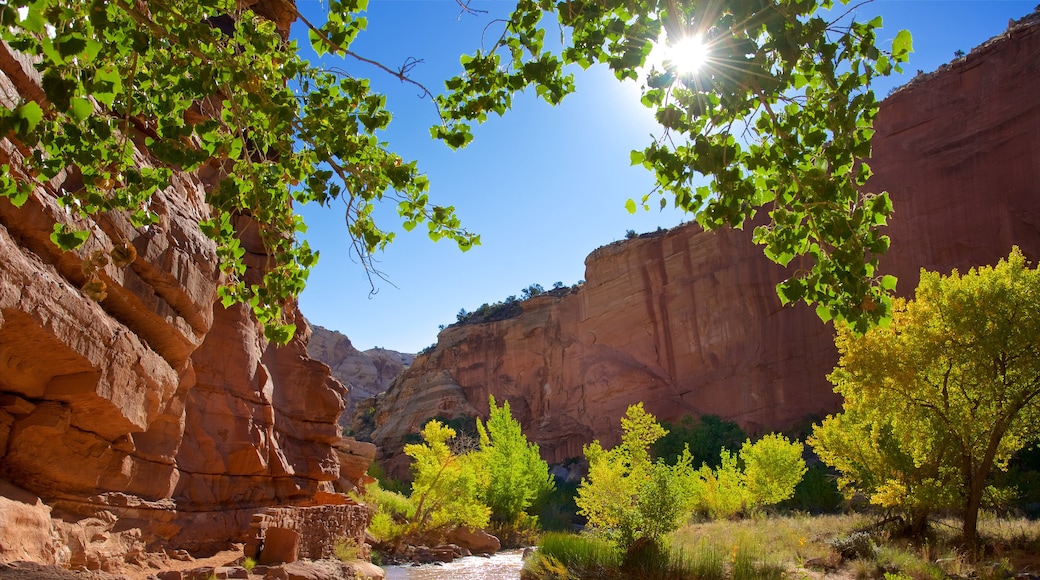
[
  {"x1": 0, "y1": 483, "x2": 59, "y2": 566},
  {"x1": 446, "y1": 528, "x2": 501, "y2": 555}
]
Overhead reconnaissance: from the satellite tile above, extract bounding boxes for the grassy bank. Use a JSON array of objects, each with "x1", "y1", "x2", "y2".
[{"x1": 523, "y1": 513, "x2": 1040, "y2": 579}]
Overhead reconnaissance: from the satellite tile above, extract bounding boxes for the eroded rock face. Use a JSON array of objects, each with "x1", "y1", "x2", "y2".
[
  {"x1": 367, "y1": 225, "x2": 840, "y2": 476},
  {"x1": 0, "y1": 23, "x2": 361, "y2": 562},
  {"x1": 307, "y1": 325, "x2": 413, "y2": 421},
  {"x1": 364, "y1": 15, "x2": 1040, "y2": 477}
]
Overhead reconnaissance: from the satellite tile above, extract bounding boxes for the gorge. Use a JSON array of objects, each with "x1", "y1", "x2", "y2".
[{"x1": 350, "y1": 13, "x2": 1040, "y2": 478}]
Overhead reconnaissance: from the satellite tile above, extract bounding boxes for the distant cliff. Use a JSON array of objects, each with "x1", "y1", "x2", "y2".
[
  {"x1": 307, "y1": 324, "x2": 413, "y2": 422},
  {"x1": 361, "y1": 13, "x2": 1040, "y2": 478}
]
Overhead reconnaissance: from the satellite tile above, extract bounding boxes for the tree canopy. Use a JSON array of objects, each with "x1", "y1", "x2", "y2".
[
  {"x1": 810, "y1": 248, "x2": 1040, "y2": 545},
  {"x1": 1, "y1": 0, "x2": 910, "y2": 340},
  {"x1": 475, "y1": 395, "x2": 555, "y2": 525}
]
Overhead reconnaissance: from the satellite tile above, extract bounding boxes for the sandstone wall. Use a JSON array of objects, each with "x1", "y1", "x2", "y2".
[
  {"x1": 364, "y1": 14, "x2": 1040, "y2": 476},
  {"x1": 0, "y1": 20, "x2": 359, "y2": 560},
  {"x1": 307, "y1": 324, "x2": 413, "y2": 422}
]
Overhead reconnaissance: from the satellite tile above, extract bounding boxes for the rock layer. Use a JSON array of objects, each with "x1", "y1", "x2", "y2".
[
  {"x1": 363, "y1": 14, "x2": 1040, "y2": 477},
  {"x1": 0, "y1": 14, "x2": 363, "y2": 563},
  {"x1": 307, "y1": 325, "x2": 413, "y2": 422}
]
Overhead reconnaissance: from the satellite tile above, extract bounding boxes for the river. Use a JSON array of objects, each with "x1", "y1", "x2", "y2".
[{"x1": 381, "y1": 549, "x2": 525, "y2": 580}]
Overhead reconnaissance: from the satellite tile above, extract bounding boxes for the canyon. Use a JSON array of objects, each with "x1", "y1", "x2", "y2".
[
  {"x1": 356, "y1": 14, "x2": 1040, "y2": 478},
  {"x1": 0, "y1": 3, "x2": 373, "y2": 572},
  {"x1": 306, "y1": 325, "x2": 413, "y2": 423},
  {"x1": 0, "y1": 3, "x2": 1038, "y2": 576}
]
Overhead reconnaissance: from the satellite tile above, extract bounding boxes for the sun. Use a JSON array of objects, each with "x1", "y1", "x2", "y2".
[{"x1": 665, "y1": 34, "x2": 708, "y2": 75}]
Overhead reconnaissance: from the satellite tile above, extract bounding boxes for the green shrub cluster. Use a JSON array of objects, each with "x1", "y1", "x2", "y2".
[
  {"x1": 364, "y1": 396, "x2": 553, "y2": 550},
  {"x1": 576, "y1": 404, "x2": 807, "y2": 549}
]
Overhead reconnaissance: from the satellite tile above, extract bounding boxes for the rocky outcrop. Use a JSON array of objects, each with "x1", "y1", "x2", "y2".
[
  {"x1": 0, "y1": 10, "x2": 369, "y2": 566},
  {"x1": 307, "y1": 325, "x2": 413, "y2": 421},
  {"x1": 363, "y1": 13, "x2": 1040, "y2": 477}
]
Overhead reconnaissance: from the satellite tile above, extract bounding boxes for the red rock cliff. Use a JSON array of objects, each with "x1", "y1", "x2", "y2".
[
  {"x1": 0, "y1": 14, "x2": 359, "y2": 564},
  {"x1": 364, "y1": 14, "x2": 1040, "y2": 477}
]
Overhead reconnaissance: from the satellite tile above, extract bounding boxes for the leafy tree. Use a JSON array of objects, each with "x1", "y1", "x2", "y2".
[
  {"x1": 810, "y1": 248, "x2": 1040, "y2": 545},
  {"x1": 0, "y1": 0, "x2": 476, "y2": 342},
  {"x1": 576, "y1": 403, "x2": 698, "y2": 547},
  {"x1": 739, "y1": 433, "x2": 807, "y2": 507},
  {"x1": 403, "y1": 420, "x2": 490, "y2": 533},
  {"x1": 521, "y1": 283, "x2": 545, "y2": 300},
  {"x1": 475, "y1": 395, "x2": 555, "y2": 525},
  {"x1": 3, "y1": 0, "x2": 911, "y2": 340}
]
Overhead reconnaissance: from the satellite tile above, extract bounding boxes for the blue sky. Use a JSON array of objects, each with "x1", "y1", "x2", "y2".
[{"x1": 294, "y1": 0, "x2": 1037, "y2": 353}]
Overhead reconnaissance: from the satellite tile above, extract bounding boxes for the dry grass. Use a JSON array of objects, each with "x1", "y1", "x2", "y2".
[{"x1": 667, "y1": 513, "x2": 1040, "y2": 580}]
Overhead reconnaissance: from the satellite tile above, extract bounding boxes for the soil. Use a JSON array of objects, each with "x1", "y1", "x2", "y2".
[{"x1": 0, "y1": 547, "x2": 244, "y2": 580}]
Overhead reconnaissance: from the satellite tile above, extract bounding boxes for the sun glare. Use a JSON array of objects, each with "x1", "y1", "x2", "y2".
[{"x1": 666, "y1": 34, "x2": 708, "y2": 75}]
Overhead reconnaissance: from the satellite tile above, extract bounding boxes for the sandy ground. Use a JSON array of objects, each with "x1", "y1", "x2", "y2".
[{"x1": 0, "y1": 547, "x2": 245, "y2": 580}]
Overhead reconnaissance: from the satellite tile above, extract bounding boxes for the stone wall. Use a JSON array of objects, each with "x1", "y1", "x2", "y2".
[{"x1": 244, "y1": 499, "x2": 374, "y2": 562}]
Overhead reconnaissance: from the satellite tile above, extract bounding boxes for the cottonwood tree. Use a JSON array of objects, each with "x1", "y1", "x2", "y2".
[
  {"x1": 475, "y1": 395, "x2": 555, "y2": 525},
  {"x1": 576, "y1": 403, "x2": 699, "y2": 547},
  {"x1": 1, "y1": 0, "x2": 910, "y2": 340},
  {"x1": 810, "y1": 248, "x2": 1040, "y2": 545},
  {"x1": 403, "y1": 420, "x2": 490, "y2": 534}
]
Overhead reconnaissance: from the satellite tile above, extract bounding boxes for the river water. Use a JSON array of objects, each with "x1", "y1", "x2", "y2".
[{"x1": 382, "y1": 549, "x2": 525, "y2": 580}]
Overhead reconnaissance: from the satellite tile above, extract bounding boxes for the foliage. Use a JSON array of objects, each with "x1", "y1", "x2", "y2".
[
  {"x1": 355, "y1": 480, "x2": 413, "y2": 543},
  {"x1": 740, "y1": 433, "x2": 808, "y2": 507},
  {"x1": 690, "y1": 433, "x2": 806, "y2": 518},
  {"x1": 475, "y1": 395, "x2": 555, "y2": 524},
  {"x1": 809, "y1": 248, "x2": 1040, "y2": 544},
  {"x1": 653, "y1": 414, "x2": 746, "y2": 468},
  {"x1": 365, "y1": 460, "x2": 409, "y2": 496},
  {"x1": 782, "y1": 463, "x2": 843, "y2": 513},
  {"x1": 577, "y1": 404, "x2": 805, "y2": 546},
  {"x1": 693, "y1": 449, "x2": 747, "y2": 519},
  {"x1": 332, "y1": 538, "x2": 359, "y2": 561},
  {"x1": 1, "y1": 0, "x2": 476, "y2": 342},
  {"x1": 575, "y1": 403, "x2": 699, "y2": 547},
  {"x1": 535, "y1": 477, "x2": 581, "y2": 532},
  {"x1": 524, "y1": 532, "x2": 620, "y2": 579},
  {"x1": 6, "y1": 0, "x2": 912, "y2": 340},
  {"x1": 521, "y1": 283, "x2": 545, "y2": 300},
  {"x1": 438, "y1": 0, "x2": 913, "y2": 331},
  {"x1": 403, "y1": 420, "x2": 490, "y2": 533},
  {"x1": 454, "y1": 283, "x2": 580, "y2": 326}
]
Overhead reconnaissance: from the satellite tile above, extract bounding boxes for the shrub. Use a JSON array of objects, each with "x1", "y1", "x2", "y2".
[{"x1": 653, "y1": 414, "x2": 746, "y2": 468}]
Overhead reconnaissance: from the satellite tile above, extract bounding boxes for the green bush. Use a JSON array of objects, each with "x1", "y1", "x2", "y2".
[
  {"x1": 653, "y1": 415, "x2": 746, "y2": 468},
  {"x1": 575, "y1": 404, "x2": 699, "y2": 548}
]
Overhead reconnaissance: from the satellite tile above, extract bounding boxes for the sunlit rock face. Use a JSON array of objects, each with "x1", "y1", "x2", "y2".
[
  {"x1": 0, "y1": 23, "x2": 351, "y2": 558},
  {"x1": 307, "y1": 325, "x2": 414, "y2": 422},
  {"x1": 363, "y1": 14, "x2": 1040, "y2": 479},
  {"x1": 365, "y1": 224, "x2": 841, "y2": 478}
]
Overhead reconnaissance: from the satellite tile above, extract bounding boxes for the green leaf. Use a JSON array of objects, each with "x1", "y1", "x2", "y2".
[
  {"x1": 16, "y1": 101, "x2": 44, "y2": 133},
  {"x1": 892, "y1": 30, "x2": 913, "y2": 61},
  {"x1": 624, "y1": 198, "x2": 637, "y2": 214},
  {"x1": 815, "y1": 303, "x2": 833, "y2": 323},
  {"x1": 70, "y1": 97, "x2": 93, "y2": 121},
  {"x1": 880, "y1": 275, "x2": 897, "y2": 291},
  {"x1": 264, "y1": 323, "x2": 297, "y2": 344},
  {"x1": 50, "y1": 223, "x2": 89, "y2": 250}
]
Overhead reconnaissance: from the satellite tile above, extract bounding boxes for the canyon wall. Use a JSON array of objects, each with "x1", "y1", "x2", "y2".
[
  {"x1": 307, "y1": 325, "x2": 413, "y2": 422},
  {"x1": 363, "y1": 13, "x2": 1040, "y2": 477},
  {"x1": 0, "y1": 8, "x2": 368, "y2": 566}
]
